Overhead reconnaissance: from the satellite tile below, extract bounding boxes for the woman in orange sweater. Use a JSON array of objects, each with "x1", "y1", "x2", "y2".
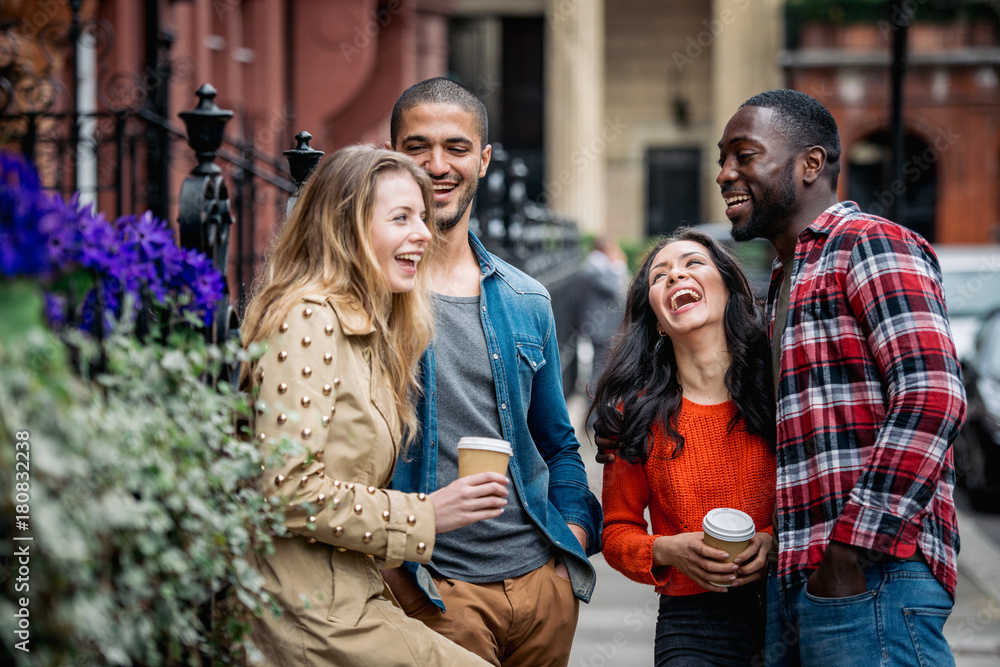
[{"x1": 590, "y1": 228, "x2": 775, "y2": 665}]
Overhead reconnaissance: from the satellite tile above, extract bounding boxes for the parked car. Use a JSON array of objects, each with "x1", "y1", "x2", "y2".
[
  {"x1": 934, "y1": 245, "x2": 1000, "y2": 362},
  {"x1": 954, "y1": 308, "x2": 1000, "y2": 510}
]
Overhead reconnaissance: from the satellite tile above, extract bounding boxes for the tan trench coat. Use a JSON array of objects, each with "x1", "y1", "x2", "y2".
[{"x1": 248, "y1": 296, "x2": 488, "y2": 666}]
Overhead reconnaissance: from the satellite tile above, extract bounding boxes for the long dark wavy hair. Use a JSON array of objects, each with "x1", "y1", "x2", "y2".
[{"x1": 588, "y1": 228, "x2": 775, "y2": 463}]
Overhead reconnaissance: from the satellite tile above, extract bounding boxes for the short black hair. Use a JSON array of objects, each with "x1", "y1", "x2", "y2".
[
  {"x1": 741, "y1": 89, "x2": 841, "y2": 190},
  {"x1": 390, "y1": 77, "x2": 489, "y2": 149}
]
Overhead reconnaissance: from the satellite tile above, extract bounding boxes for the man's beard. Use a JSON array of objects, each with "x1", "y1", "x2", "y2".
[
  {"x1": 731, "y1": 162, "x2": 797, "y2": 243},
  {"x1": 435, "y1": 182, "x2": 478, "y2": 232}
]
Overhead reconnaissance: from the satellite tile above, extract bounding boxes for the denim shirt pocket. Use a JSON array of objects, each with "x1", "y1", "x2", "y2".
[{"x1": 514, "y1": 336, "x2": 546, "y2": 401}]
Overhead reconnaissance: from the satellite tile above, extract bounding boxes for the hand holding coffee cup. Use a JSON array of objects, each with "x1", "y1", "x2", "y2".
[
  {"x1": 702, "y1": 508, "x2": 756, "y2": 587},
  {"x1": 457, "y1": 437, "x2": 513, "y2": 477},
  {"x1": 431, "y1": 439, "x2": 510, "y2": 533},
  {"x1": 430, "y1": 473, "x2": 508, "y2": 533}
]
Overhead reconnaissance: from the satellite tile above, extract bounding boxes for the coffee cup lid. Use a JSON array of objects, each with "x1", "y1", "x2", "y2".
[
  {"x1": 702, "y1": 508, "x2": 756, "y2": 542},
  {"x1": 456, "y1": 437, "x2": 513, "y2": 455}
]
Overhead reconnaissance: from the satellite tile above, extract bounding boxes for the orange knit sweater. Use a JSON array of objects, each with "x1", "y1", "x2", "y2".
[{"x1": 601, "y1": 398, "x2": 776, "y2": 596}]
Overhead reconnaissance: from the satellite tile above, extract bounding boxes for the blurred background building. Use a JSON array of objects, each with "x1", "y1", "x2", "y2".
[
  {"x1": 3, "y1": 0, "x2": 999, "y2": 364},
  {"x1": 4, "y1": 0, "x2": 998, "y2": 257}
]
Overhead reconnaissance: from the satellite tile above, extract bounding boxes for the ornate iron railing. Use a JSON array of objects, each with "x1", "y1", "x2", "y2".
[
  {"x1": 1, "y1": 4, "x2": 584, "y2": 394},
  {"x1": 0, "y1": 8, "x2": 297, "y2": 317}
]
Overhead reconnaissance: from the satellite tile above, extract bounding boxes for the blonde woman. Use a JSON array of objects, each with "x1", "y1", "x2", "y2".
[{"x1": 243, "y1": 146, "x2": 505, "y2": 666}]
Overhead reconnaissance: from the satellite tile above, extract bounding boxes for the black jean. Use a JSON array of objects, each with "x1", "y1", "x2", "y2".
[{"x1": 654, "y1": 581, "x2": 766, "y2": 666}]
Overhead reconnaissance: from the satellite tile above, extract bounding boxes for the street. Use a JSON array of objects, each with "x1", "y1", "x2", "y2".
[{"x1": 565, "y1": 392, "x2": 1000, "y2": 666}]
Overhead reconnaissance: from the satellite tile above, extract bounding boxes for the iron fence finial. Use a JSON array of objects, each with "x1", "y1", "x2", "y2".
[{"x1": 283, "y1": 130, "x2": 324, "y2": 190}]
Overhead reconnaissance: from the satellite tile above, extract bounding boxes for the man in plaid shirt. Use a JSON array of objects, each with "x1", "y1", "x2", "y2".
[{"x1": 717, "y1": 89, "x2": 966, "y2": 666}]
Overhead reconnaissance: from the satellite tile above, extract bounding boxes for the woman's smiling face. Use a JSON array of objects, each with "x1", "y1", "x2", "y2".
[
  {"x1": 647, "y1": 240, "x2": 729, "y2": 340},
  {"x1": 369, "y1": 170, "x2": 432, "y2": 294}
]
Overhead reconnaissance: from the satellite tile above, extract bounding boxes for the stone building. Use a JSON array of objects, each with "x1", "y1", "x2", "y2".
[
  {"x1": 453, "y1": 0, "x2": 1000, "y2": 245},
  {"x1": 6, "y1": 0, "x2": 997, "y2": 256}
]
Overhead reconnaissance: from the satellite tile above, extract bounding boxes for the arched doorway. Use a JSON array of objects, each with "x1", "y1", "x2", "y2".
[{"x1": 847, "y1": 130, "x2": 937, "y2": 243}]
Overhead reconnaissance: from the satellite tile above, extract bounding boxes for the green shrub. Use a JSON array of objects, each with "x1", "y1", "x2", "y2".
[{"x1": 0, "y1": 289, "x2": 284, "y2": 666}]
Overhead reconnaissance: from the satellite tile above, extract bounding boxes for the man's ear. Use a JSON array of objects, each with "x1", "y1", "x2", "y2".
[
  {"x1": 802, "y1": 146, "x2": 828, "y2": 185},
  {"x1": 478, "y1": 144, "x2": 492, "y2": 178},
  {"x1": 384, "y1": 140, "x2": 393, "y2": 151}
]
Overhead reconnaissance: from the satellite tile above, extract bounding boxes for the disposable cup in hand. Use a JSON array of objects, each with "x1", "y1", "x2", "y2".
[
  {"x1": 702, "y1": 508, "x2": 756, "y2": 587},
  {"x1": 457, "y1": 437, "x2": 512, "y2": 478}
]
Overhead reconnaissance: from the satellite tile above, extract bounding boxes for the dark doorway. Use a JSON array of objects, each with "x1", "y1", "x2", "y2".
[
  {"x1": 647, "y1": 148, "x2": 701, "y2": 236},
  {"x1": 447, "y1": 16, "x2": 545, "y2": 201},
  {"x1": 501, "y1": 17, "x2": 545, "y2": 199},
  {"x1": 847, "y1": 130, "x2": 937, "y2": 243}
]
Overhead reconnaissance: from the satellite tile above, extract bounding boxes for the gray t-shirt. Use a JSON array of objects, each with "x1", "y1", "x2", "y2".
[
  {"x1": 769, "y1": 255, "x2": 794, "y2": 563},
  {"x1": 428, "y1": 293, "x2": 553, "y2": 582},
  {"x1": 771, "y1": 256, "x2": 795, "y2": 397}
]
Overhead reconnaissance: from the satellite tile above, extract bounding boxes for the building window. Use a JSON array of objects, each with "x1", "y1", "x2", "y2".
[
  {"x1": 448, "y1": 16, "x2": 545, "y2": 201},
  {"x1": 646, "y1": 148, "x2": 701, "y2": 237},
  {"x1": 847, "y1": 130, "x2": 937, "y2": 243}
]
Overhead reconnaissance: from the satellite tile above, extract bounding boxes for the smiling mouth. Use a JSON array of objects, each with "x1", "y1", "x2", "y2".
[
  {"x1": 670, "y1": 289, "x2": 702, "y2": 311},
  {"x1": 724, "y1": 193, "x2": 750, "y2": 213},
  {"x1": 433, "y1": 183, "x2": 457, "y2": 196},
  {"x1": 396, "y1": 253, "x2": 422, "y2": 270}
]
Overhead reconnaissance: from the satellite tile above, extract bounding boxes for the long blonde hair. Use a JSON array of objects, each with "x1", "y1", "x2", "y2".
[{"x1": 242, "y1": 145, "x2": 436, "y2": 440}]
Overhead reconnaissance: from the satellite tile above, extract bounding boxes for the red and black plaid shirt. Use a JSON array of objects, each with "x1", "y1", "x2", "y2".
[{"x1": 769, "y1": 201, "x2": 966, "y2": 597}]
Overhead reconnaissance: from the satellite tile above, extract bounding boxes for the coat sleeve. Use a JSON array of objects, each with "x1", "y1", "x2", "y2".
[{"x1": 252, "y1": 301, "x2": 436, "y2": 569}]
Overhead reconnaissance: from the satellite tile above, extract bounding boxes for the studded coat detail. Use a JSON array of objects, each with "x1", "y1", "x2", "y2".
[{"x1": 247, "y1": 295, "x2": 487, "y2": 665}]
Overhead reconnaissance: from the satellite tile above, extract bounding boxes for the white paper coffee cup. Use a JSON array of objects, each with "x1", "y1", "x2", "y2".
[
  {"x1": 702, "y1": 508, "x2": 756, "y2": 587},
  {"x1": 457, "y1": 437, "x2": 512, "y2": 478}
]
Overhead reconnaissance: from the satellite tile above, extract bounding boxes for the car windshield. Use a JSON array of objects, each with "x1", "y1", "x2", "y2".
[
  {"x1": 979, "y1": 317, "x2": 1000, "y2": 375},
  {"x1": 941, "y1": 269, "x2": 1000, "y2": 318}
]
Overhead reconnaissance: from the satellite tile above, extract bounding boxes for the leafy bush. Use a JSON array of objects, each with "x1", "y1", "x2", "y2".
[{"x1": 0, "y1": 153, "x2": 284, "y2": 665}]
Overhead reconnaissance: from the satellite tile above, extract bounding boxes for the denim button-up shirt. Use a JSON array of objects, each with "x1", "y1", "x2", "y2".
[{"x1": 392, "y1": 232, "x2": 603, "y2": 607}]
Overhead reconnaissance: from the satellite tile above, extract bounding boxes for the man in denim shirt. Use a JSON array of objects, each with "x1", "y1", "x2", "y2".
[{"x1": 382, "y1": 77, "x2": 602, "y2": 666}]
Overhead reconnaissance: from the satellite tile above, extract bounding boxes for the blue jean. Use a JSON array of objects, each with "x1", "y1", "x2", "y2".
[
  {"x1": 654, "y1": 581, "x2": 766, "y2": 666},
  {"x1": 763, "y1": 561, "x2": 954, "y2": 667}
]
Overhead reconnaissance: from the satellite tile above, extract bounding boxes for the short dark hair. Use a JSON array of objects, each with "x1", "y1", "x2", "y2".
[
  {"x1": 741, "y1": 89, "x2": 841, "y2": 191},
  {"x1": 390, "y1": 77, "x2": 489, "y2": 149}
]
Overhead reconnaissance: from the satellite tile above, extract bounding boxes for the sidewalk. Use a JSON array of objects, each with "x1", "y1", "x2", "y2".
[{"x1": 565, "y1": 392, "x2": 1000, "y2": 666}]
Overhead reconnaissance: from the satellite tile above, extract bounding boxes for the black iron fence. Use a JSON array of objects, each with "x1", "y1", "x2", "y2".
[
  {"x1": 471, "y1": 144, "x2": 584, "y2": 393},
  {"x1": 1, "y1": 8, "x2": 585, "y2": 393},
  {"x1": 0, "y1": 10, "x2": 296, "y2": 305}
]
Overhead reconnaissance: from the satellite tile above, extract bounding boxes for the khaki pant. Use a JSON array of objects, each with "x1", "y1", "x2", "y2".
[{"x1": 402, "y1": 559, "x2": 580, "y2": 667}]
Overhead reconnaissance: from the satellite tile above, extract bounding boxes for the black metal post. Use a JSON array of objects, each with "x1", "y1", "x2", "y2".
[
  {"x1": 114, "y1": 110, "x2": 126, "y2": 215},
  {"x1": 178, "y1": 84, "x2": 235, "y2": 346},
  {"x1": 69, "y1": 0, "x2": 82, "y2": 195},
  {"x1": 23, "y1": 113, "x2": 37, "y2": 163},
  {"x1": 889, "y1": 5, "x2": 909, "y2": 224},
  {"x1": 145, "y1": 14, "x2": 172, "y2": 222},
  {"x1": 282, "y1": 131, "x2": 324, "y2": 221}
]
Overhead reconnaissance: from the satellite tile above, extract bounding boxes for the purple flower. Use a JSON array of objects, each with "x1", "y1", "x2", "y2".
[
  {"x1": 0, "y1": 154, "x2": 62, "y2": 278},
  {"x1": 44, "y1": 292, "x2": 67, "y2": 329},
  {"x1": 121, "y1": 212, "x2": 182, "y2": 303},
  {"x1": 128, "y1": 210, "x2": 176, "y2": 260},
  {"x1": 174, "y1": 248, "x2": 225, "y2": 326},
  {"x1": 2, "y1": 151, "x2": 227, "y2": 334}
]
